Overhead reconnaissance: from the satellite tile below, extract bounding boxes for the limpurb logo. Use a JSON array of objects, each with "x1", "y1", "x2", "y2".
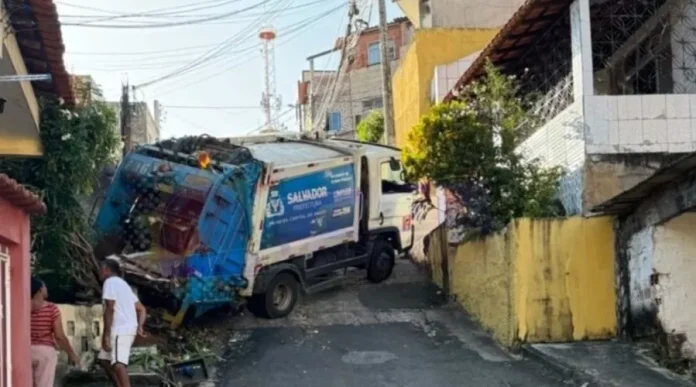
[{"x1": 286, "y1": 186, "x2": 328, "y2": 205}]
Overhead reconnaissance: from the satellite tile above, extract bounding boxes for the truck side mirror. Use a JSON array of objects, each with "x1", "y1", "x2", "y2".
[{"x1": 389, "y1": 157, "x2": 400, "y2": 171}]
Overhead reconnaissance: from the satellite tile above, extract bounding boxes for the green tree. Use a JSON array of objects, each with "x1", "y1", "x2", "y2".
[
  {"x1": 356, "y1": 109, "x2": 385, "y2": 143},
  {"x1": 403, "y1": 60, "x2": 563, "y2": 234},
  {"x1": 0, "y1": 97, "x2": 119, "y2": 299}
]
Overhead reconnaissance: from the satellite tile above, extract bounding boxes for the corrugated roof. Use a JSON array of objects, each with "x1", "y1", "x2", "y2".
[
  {"x1": 591, "y1": 152, "x2": 696, "y2": 215},
  {"x1": 6, "y1": 0, "x2": 75, "y2": 106},
  {"x1": 443, "y1": 0, "x2": 573, "y2": 102},
  {"x1": 0, "y1": 174, "x2": 46, "y2": 214}
]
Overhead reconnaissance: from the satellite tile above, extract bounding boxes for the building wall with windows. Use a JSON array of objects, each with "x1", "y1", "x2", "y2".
[{"x1": 298, "y1": 18, "x2": 412, "y2": 138}]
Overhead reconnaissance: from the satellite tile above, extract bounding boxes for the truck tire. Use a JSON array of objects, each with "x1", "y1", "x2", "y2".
[
  {"x1": 248, "y1": 272, "x2": 300, "y2": 319},
  {"x1": 367, "y1": 240, "x2": 395, "y2": 283}
]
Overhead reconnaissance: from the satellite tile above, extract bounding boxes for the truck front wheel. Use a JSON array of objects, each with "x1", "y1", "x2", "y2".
[
  {"x1": 248, "y1": 272, "x2": 300, "y2": 319},
  {"x1": 367, "y1": 240, "x2": 395, "y2": 283}
]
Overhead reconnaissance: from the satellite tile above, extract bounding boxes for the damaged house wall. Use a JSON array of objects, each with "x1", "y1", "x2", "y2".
[
  {"x1": 624, "y1": 213, "x2": 696, "y2": 359},
  {"x1": 615, "y1": 159, "x2": 696, "y2": 360},
  {"x1": 584, "y1": 153, "x2": 683, "y2": 211}
]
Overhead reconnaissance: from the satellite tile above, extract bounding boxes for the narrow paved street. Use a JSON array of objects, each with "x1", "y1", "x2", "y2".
[{"x1": 216, "y1": 260, "x2": 574, "y2": 387}]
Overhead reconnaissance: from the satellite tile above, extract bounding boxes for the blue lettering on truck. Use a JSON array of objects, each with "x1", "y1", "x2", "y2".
[{"x1": 261, "y1": 164, "x2": 355, "y2": 250}]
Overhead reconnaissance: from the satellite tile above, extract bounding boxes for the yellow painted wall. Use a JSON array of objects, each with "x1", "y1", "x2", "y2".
[
  {"x1": 450, "y1": 229, "x2": 516, "y2": 345},
  {"x1": 433, "y1": 216, "x2": 617, "y2": 346},
  {"x1": 514, "y1": 217, "x2": 617, "y2": 342},
  {"x1": 392, "y1": 28, "x2": 498, "y2": 148}
]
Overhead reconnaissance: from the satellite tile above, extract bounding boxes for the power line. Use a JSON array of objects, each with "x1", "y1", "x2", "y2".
[
  {"x1": 147, "y1": 3, "x2": 342, "y2": 97},
  {"x1": 61, "y1": 0, "x2": 274, "y2": 28},
  {"x1": 165, "y1": 105, "x2": 259, "y2": 110},
  {"x1": 134, "y1": 0, "x2": 293, "y2": 89},
  {"x1": 59, "y1": 0, "x2": 334, "y2": 24}
]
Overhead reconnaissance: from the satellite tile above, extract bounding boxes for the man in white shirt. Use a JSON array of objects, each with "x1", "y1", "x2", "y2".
[{"x1": 97, "y1": 258, "x2": 147, "y2": 387}]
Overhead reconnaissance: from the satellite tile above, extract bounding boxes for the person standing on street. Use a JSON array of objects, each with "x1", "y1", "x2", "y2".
[
  {"x1": 97, "y1": 258, "x2": 147, "y2": 387},
  {"x1": 30, "y1": 277, "x2": 80, "y2": 387}
]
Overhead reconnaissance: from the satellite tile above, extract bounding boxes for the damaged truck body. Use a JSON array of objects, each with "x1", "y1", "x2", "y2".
[{"x1": 93, "y1": 134, "x2": 415, "y2": 327}]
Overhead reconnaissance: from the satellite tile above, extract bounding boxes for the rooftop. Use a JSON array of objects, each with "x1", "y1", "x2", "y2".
[
  {"x1": 5, "y1": 0, "x2": 75, "y2": 105},
  {"x1": 444, "y1": 0, "x2": 573, "y2": 101},
  {"x1": 0, "y1": 174, "x2": 46, "y2": 214}
]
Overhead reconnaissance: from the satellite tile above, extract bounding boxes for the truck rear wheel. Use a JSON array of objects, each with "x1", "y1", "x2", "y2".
[
  {"x1": 248, "y1": 272, "x2": 300, "y2": 319},
  {"x1": 367, "y1": 240, "x2": 395, "y2": 283}
]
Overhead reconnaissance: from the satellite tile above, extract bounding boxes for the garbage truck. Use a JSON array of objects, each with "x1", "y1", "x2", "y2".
[{"x1": 93, "y1": 134, "x2": 415, "y2": 327}]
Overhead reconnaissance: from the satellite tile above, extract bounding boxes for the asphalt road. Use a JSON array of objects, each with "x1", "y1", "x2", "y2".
[{"x1": 214, "y1": 260, "x2": 576, "y2": 387}]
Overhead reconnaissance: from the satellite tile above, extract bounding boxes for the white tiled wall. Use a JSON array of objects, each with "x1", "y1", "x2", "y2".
[
  {"x1": 430, "y1": 51, "x2": 481, "y2": 103},
  {"x1": 584, "y1": 94, "x2": 696, "y2": 154},
  {"x1": 518, "y1": 102, "x2": 585, "y2": 214}
]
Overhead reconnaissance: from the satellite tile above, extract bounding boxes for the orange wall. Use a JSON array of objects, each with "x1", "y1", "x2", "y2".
[{"x1": 0, "y1": 197, "x2": 32, "y2": 387}]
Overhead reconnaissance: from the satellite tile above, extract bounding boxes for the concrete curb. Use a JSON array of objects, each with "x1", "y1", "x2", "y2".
[{"x1": 521, "y1": 345, "x2": 601, "y2": 387}]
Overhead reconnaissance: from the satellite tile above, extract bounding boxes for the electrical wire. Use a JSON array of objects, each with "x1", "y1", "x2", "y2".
[
  {"x1": 134, "y1": 0, "x2": 293, "y2": 89},
  {"x1": 165, "y1": 105, "x2": 259, "y2": 110},
  {"x1": 59, "y1": 0, "x2": 333, "y2": 25},
  {"x1": 312, "y1": 0, "x2": 368, "y2": 131},
  {"x1": 61, "y1": 0, "x2": 275, "y2": 28},
  {"x1": 245, "y1": 107, "x2": 295, "y2": 134},
  {"x1": 65, "y1": 0, "x2": 345, "y2": 71},
  {"x1": 146, "y1": 3, "x2": 342, "y2": 98},
  {"x1": 56, "y1": 0, "x2": 238, "y2": 20}
]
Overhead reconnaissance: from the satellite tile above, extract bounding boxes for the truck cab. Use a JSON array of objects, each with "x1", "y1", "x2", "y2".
[{"x1": 328, "y1": 139, "x2": 415, "y2": 255}]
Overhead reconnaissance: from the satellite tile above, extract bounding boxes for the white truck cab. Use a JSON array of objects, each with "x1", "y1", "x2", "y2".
[{"x1": 328, "y1": 139, "x2": 415, "y2": 254}]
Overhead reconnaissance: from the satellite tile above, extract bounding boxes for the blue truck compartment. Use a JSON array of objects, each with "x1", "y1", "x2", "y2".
[{"x1": 93, "y1": 150, "x2": 263, "y2": 313}]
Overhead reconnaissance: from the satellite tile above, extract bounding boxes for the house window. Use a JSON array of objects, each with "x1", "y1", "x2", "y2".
[
  {"x1": 368, "y1": 42, "x2": 381, "y2": 65},
  {"x1": 354, "y1": 115, "x2": 362, "y2": 126},
  {"x1": 329, "y1": 112, "x2": 342, "y2": 132},
  {"x1": 362, "y1": 98, "x2": 383, "y2": 111}
]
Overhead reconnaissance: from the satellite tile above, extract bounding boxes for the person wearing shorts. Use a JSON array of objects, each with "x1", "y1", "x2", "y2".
[{"x1": 97, "y1": 258, "x2": 147, "y2": 387}]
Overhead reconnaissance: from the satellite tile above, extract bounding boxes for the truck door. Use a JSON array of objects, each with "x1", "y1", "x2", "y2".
[
  {"x1": 194, "y1": 176, "x2": 248, "y2": 287},
  {"x1": 377, "y1": 158, "x2": 414, "y2": 251}
]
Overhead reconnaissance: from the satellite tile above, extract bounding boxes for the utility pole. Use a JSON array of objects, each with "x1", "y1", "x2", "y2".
[
  {"x1": 308, "y1": 58, "x2": 315, "y2": 132},
  {"x1": 377, "y1": 0, "x2": 395, "y2": 145},
  {"x1": 120, "y1": 82, "x2": 131, "y2": 156}
]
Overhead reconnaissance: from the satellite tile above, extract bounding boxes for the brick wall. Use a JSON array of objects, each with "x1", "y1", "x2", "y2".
[{"x1": 349, "y1": 22, "x2": 407, "y2": 70}]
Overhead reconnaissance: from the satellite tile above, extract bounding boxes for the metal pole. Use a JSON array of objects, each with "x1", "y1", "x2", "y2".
[
  {"x1": 308, "y1": 58, "x2": 315, "y2": 132},
  {"x1": 377, "y1": 0, "x2": 395, "y2": 145}
]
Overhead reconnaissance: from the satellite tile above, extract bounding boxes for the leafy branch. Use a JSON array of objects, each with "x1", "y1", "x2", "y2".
[
  {"x1": 403, "y1": 60, "x2": 564, "y2": 235},
  {"x1": 0, "y1": 96, "x2": 119, "y2": 300}
]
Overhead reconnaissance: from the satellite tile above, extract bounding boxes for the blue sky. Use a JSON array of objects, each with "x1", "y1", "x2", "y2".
[{"x1": 56, "y1": 0, "x2": 403, "y2": 139}]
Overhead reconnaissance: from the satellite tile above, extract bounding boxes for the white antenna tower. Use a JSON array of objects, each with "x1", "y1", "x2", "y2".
[{"x1": 259, "y1": 26, "x2": 281, "y2": 133}]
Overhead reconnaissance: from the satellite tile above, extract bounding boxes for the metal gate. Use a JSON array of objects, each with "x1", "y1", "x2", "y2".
[{"x1": 0, "y1": 244, "x2": 10, "y2": 387}]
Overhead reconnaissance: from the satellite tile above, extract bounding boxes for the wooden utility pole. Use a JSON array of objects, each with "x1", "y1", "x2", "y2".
[
  {"x1": 377, "y1": 0, "x2": 395, "y2": 145},
  {"x1": 120, "y1": 83, "x2": 131, "y2": 156}
]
